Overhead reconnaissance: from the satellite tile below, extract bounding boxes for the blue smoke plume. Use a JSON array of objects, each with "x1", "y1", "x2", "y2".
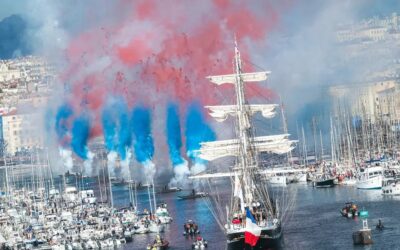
[
  {"x1": 55, "y1": 103, "x2": 73, "y2": 145},
  {"x1": 101, "y1": 100, "x2": 118, "y2": 152},
  {"x1": 117, "y1": 101, "x2": 131, "y2": 160},
  {"x1": 131, "y1": 106, "x2": 154, "y2": 163},
  {"x1": 102, "y1": 96, "x2": 131, "y2": 160},
  {"x1": 166, "y1": 103, "x2": 184, "y2": 166},
  {"x1": 71, "y1": 114, "x2": 91, "y2": 160},
  {"x1": 185, "y1": 102, "x2": 216, "y2": 163}
]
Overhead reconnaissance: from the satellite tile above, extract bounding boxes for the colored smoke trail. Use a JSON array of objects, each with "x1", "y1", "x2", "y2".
[
  {"x1": 102, "y1": 96, "x2": 132, "y2": 177},
  {"x1": 166, "y1": 103, "x2": 184, "y2": 166},
  {"x1": 185, "y1": 102, "x2": 216, "y2": 174},
  {"x1": 52, "y1": 1, "x2": 280, "y2": 139},
  {"x1": 131, "y1": 106, "x2": 154, "y2": 162},
  {"x1": 131, "y1": 106, "x2": 155, "y2": 183},
  {"x1": 117, "y1": 101, "x2": 131, "y2": 160},
  {"x1": 101, "y1": 99, "x2": 118, "y2": 152},
  {"x1": 41, "y1": 1, "x2": 283, "y2": 181},
  {"x1": 166, "y1": 103, "x2": 190, "y2": 187},
  {"x1": 55, "y1": 103, "x2": 73, "y2": 146},
  {"x1": 102, "y1": 96, "x2": 132, "y2": 158},
  {"x1": 71, "y1": 114, "x2": 93, "y2": 176},
  {"x1": 55, "y1": 103, "x2": 74, "y2": 172},
  {"x1": 183, "y1": 102, "x2": 216, "y2": 188}
]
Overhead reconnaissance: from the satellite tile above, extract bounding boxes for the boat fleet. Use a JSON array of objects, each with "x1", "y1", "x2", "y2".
[
  {"x1": 269, "y1": 157, "x2": 400, "y2": 196},
  {"x1": 0, "y1": 183, "x2": 174, "y2": 249}
]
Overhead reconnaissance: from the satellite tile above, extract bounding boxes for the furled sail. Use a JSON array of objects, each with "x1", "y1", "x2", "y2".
[
  {"x1": 206, "y1": 104, "x2": 278, "y2": 122},
  {"x1": 206, "y1": 71, "x2": 270, "y2": 85},
  {"x1": 196, "y1": 134, "x2": 297, "y2": 161}
]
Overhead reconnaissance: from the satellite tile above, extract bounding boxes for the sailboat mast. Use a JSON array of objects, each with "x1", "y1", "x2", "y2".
[{"x1": 233, "y1": 41, "x2": 254, "y2": 206}]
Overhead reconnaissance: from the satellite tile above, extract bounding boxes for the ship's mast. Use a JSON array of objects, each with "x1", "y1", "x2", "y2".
[
  {"x1": 191, "y1": 40, "x2": 297, "y2": 223},
  {"x1": 233, "y1": 41, "x2": 256, "y2": 206}
]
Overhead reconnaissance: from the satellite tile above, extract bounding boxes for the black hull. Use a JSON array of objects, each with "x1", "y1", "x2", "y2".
[
  {"x1": 178, "y1": 194, "x2": 207, "y2": 200},
  {"x1": 227, "y1": 225, "x2": 282, "y2": 250},
  {"x1": 313, "y1": 178, "x2": 335, "y2": 188},
  {"x1": 158, "y1": 189, "x2": 182, "y2": 194}
]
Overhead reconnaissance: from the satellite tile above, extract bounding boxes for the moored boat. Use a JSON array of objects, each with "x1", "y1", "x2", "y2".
[
  {"x1": 178, "y1": 190, "x2": 208, "y2": 200},
  {"x1": 382, "y1": 178, "x2": 400, "y2": 195},
  {"x1": 147, "y1": 235, "x2": 169, "y2": 250},
  {"x1": 356, "y1": 166, "x2": 383, "y2": 190},
  {"x1": 313, "y1": 175, "x2": 335, "y2": 188}
]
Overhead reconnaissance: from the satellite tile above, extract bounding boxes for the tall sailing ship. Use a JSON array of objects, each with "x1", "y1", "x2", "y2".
[{"x1": 190, "y1": 41, "x2": 297, "y2": 249}]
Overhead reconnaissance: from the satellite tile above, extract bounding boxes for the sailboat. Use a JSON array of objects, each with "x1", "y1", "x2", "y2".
[{"x1": 190, "y1": 41, "x2": 296, "y2": 249}]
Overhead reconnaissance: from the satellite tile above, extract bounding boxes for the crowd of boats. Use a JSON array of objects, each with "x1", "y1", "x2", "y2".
[
  {"x1": 0, "y1": 167, "x2": 217, "y2": 250},
  {"x1": 265, "y1": 156, "x2": 400, "y2": 195},
  {"x1": 0, "y1": 182, "x2": 178, "y2": 249}
]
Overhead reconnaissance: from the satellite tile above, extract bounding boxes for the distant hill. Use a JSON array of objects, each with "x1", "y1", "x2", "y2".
[{"x1": 0, "y1": 14, "x2": 32, "y2": 60}]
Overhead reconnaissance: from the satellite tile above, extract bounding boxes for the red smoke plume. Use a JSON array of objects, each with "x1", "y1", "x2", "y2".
[{"x1": 61, "y1": 0, "x2": 287, "y2": 137}]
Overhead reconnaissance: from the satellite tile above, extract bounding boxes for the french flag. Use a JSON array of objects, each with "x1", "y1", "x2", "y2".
[{"x1": 245, "y1": 207, "x2": 261, "y2": 247}]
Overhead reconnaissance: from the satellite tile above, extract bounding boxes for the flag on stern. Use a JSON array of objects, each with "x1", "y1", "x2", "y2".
[{"x1": 245, "y1": 207, "x2": 261, "y2": 246}]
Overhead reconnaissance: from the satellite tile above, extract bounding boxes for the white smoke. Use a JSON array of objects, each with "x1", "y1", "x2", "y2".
[
  {"x1": 59, "y1": 147, "x2": 73, "y2": 172},
  {"x1": 143, "y1": 160, "x2": 156, "y2": 185},
  {"x1": 107, "y1": 151, "x2": 118, "y2": 176},
  {"x1": 169, "y1": 160, "x2": 190, "y2": 187},
  {"x1": 190, "y1": 163, "x2": 206, "y2": 189},
  {"x1": 83, "y1": 151, "x2": 94, "y2": 176},
  {"x1": 120, "y1": 149, "x2": 132, "y2": 180},
  {"x1": 190, "y1": 162, "x2": 206, "y2": 175}
]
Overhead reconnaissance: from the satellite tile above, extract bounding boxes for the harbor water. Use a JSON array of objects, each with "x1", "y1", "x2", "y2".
[{"x1": 108, "y1": 183, "x2": 400, "y2": 249}]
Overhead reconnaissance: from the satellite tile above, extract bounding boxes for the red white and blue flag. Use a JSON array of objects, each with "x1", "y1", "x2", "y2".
[{"x1": 245, "y1": 207, "x2": 261, "y2": 246}]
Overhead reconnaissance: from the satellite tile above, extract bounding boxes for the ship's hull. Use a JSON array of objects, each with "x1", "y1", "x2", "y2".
[
  {"x1": 357, "y1": 175, "x2": 382, "y2": 189},
  {"x1": 227, "y1": 224, "x2": 282, "y2": 250},
  {"x1": 313, "y1": 178, "x2": 335, "y2": 188},
  {"x1": 178, "y1": 192, "x2": 208, "y2": 200}
]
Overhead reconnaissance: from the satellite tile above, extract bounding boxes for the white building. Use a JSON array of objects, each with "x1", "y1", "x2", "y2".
[
  {"x1": 336, "y1": 13, "x2": 400, "y2": 43},
  {"x1": 2, "y1": 112, "x2": 44, "y2": 155},
  {"x1": 330, "y1": 78, "x2": 400, "y2": 122},
  {"x1": 0, "y1": 62, "x2": 21, "y2": 82}
]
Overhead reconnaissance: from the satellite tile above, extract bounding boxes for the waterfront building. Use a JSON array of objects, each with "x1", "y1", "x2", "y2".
[
  {"x1": 329, "y1": 77, "x2": 400, "y2": 123},
  {"x1": 2, "y1": 112, "x2": 44, "y2": 155},
  {"x1": 336, "y1": 13, "x2": 400, "y2": 43}
]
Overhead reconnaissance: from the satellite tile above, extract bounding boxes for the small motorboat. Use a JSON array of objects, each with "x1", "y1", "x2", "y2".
[
  {"x1": 313, "y1": 175, "x2": 335, "y2": 188},
  {"x1": 340, "y1": 202, "x2": 359, "y2": 218},
  {"x1": 158, "y1": 186, "x2": 182, "y2": 194},
  {"x1": 183, "y1": 220, "x2": 200, "y2": 236},
  {"x1": 178, "y1": 190, "x2": 208, "y2": 200},
  {"x1": 147, "y1": 235, "x2": 169, "y2": 250},
  {"x1": 192, "y1": 236, "x2": 208, "y2": 249}
]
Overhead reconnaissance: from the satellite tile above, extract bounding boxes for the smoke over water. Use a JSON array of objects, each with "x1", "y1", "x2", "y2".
[
  {"x1": 166, "y1": 104, "x2": 184, "y2": 166},
  {"x1": 131, "y1": 106, "x2": 155, "y2": 183},
  {"x1": 11, "y1": 1, "x2": 291, "y2": 178},
  {"x1": 186, "y1": 102, "x2": 216, "y2": 173},
  {"x1": 71, "y1": 114, "x2": 93, "y2": 175},
  {"x1": 166, "y1": 103, "x2": 188, "y2": 186},
  {"x1": 101, "y1": 96, "x2": 131, "y2": 177}
]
